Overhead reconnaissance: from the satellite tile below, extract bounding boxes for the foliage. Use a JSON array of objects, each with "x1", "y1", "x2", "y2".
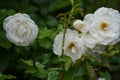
[{"x1": 0, "y1": 0, "x2": 120, "y2": 80}]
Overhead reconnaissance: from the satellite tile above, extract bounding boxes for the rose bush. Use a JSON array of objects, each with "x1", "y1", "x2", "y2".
[
  {"x1": 0, "y1": 0, "x2": 120, "y2": 80},
  {"x1": 3, "y1": 13, "x2": 39, "y2": 46}
]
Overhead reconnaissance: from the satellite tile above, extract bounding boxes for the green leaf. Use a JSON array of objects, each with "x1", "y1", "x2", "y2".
[
  {"x1": 22, "y1": 5, "x2": 39, "y2": 13},
  {"x1": 74, "y1": 77, "x2": 84, "y2": 80},
  {"x1": 64, "y1": 68, "x2": 74, "y2": 80},
  {"x1": 21, "y1": 59, "x2": 34, "y2": 66},
  {"x1": 0, "y1": 58, "x2": 9, "y2": 72},
  {"x1": 35, "y1": 61, "x2": 45, "y2": 70},
  {"x1": 0, "y1": 73, "x2": 16, "y2": 80},
  {"x1": 65, "y1": 59, "x2": 72, "y2": 71},
  {"x1": 100, "y1": 72, "x2": 111, "y2": 80},
  {"x1": 47, "y1": 68, "x2": 63, "y2": 71},
  {"x1": 57, "y1": 24, "x2": 63, "y2": 30},
  {"x1": 109, "y1": 65, "x2": 120, "y2": 71},
  {"x1": 48, "y1": 31, "x2": 57, "y2": 41},
  {"x1": 0, "y1": 30, "x2": 12, "y2": 49},
  {"x1": 47, "y1": 71, "x2": 60, "y2": 80},
  {"x1": 55, "y1": 1, "x2": 71, "y2": 10},
  {"x1": 0, "y1": 9, "x2": 15, "y2": 24},
  {"x1": 102, "y1": 63, "x2": 110, "y2": 68},
  {"x1": 59, "y1": 55, "x2": 72, "y2": 71},
  {"x1": 0, "y1": 72, "x2": 3, "y2": 80},
  {"x1": 34, "y1": 61, "x2": 48, "y2": 78},
  {"x1": 0, "y1": 39, "x2": 11, "y2": 49},
  {"x1": 86, "y1": 62, "x2": 97, "y2": 80},
  {"x1": 25, "y1": 66, "x2": 36, "y2": 74},
  {"x1": 40, "y1": 53, "x2": 50, "y2": 63},
  {"x1": 74, "y1": 65, "x2": 87, "y2": 77},
  {"x1": 38, "y1": 38, "x2": 52, "y2": 48},
  {"x1": 72, "y1": 7, "x2": 84, "y2": 17},
  {"x1": 38, "y1": 28, "x2": 52, "y2": 39},
  {"x1": 46, "y1": 16, "x2": 58, "y2": 26},
  {"x1": 3, "y1": 74, "x2": 16, "y2": 79}
]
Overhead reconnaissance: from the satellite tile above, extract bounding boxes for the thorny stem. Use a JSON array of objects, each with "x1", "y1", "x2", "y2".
[
  {"x1": 61, "y1": 26, "x2": 67, "y2": 55},
  {"x1": 60, "y1": 1, "x2": 76, "y2": 80},
  {"x1": 61, "y1": 12, "x2": 73, "y2": 55},
  {"x1": 60, "y1": 71, "x2": 64, "y2": 80},
  {"x1": 61, "y1": 3, "x2": 77, "y2": 55}
]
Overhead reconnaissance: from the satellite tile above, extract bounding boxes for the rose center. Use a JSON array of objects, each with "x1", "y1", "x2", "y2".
[
  {"x1": 14, "y1": 22, "x2": 29, "y2": 42},
  {"x1": 68, "y1": 43, "x2": 77, "y2": 54},
  {"x1": 100, "y1": 21, "x2": 109, "y2": 31}
]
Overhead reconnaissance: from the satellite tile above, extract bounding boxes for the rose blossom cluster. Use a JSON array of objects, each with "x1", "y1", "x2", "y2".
[
  {"x1": 3, "y1": 13, "x2": 39, "y2": 46},
  {"x1": 53, "y1": 7, "x2": 120, "y2": 62}
]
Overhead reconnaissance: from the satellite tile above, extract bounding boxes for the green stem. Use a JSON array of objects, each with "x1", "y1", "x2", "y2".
[
  {"x1": 71, "y1": 0, "x2": 74, "y2": 7},
  {"x1": 61, "y1": 27, "x2": 67, "y2": 55},
  {"x1": 60, "y1": 1, "x2": 79, "y2": 80},
  {"x1": 60, "y1": 72, "x2": 64, "y2": 80},
  {"x1": 60, "y1": 1, "x2": 76, "y2": 80},
  {"x1": 105, "y1": 0, "x2": 110, "y2": 7},
  {"x1": 61, "y1": 5, "x2": 75, "y2": 55}
]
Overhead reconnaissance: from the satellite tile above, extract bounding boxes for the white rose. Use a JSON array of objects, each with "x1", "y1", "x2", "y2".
[
  {"x1": 81, "y1": 34, "x2": 98, "y2": 49},
  {"x1": 82, "y1": 7, "x2": 120, "y2": 48},
  {"x1": 53, "y1": 29, "x2": 86, "y2": 62},
  {"x1": 73, "y1": 20, "x2": 86, "y2": 33},
  {"x1": 3, "y1": 13, "x2": 39, "y2": 46},
  {"x1": 98, "y1": 77, "x2": 106, "y2": 80}
]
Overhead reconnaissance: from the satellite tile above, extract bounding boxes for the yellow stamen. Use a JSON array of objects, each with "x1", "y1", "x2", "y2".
[{"x1": 100, "y1": 22, "x2": 108, "y2": 31}]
